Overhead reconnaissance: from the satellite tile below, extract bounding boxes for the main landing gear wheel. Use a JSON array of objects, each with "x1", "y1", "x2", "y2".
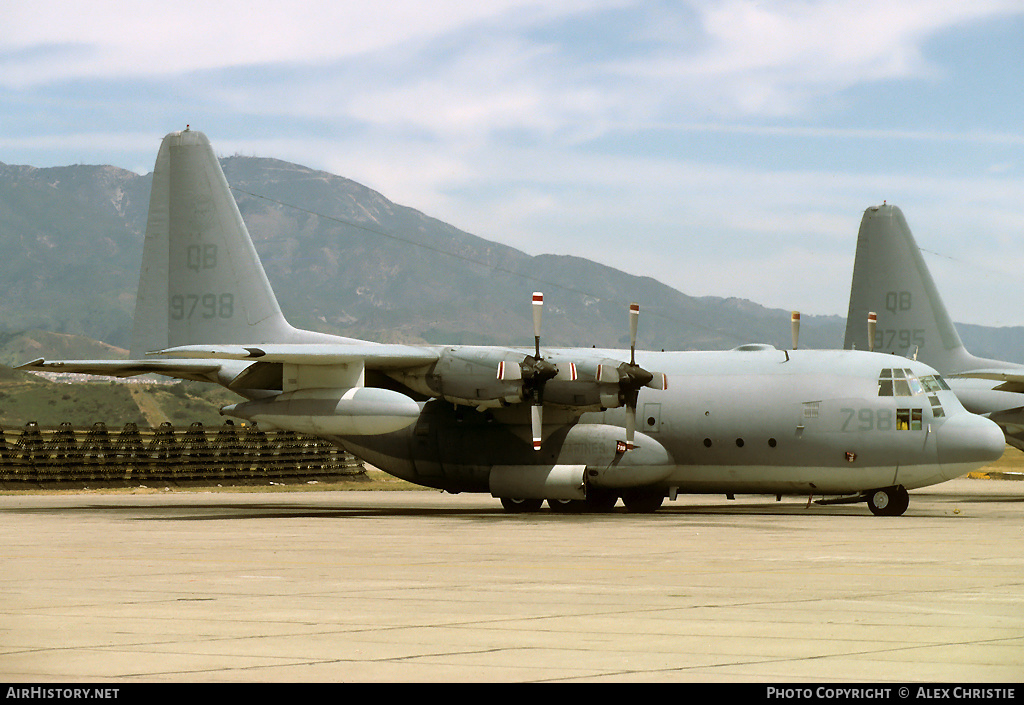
[
  {"x1": 547, "y1": 498, "x2": 587, "y2": 513},
  {"x1": 584, "y1": 487, "x2": 619, "y2": 513},
  {"x1": 548, "y1": 492, "x2": 619, "y2": 513},
  {"x1": 500, "y1": 497, "x2": 543, "y2": 513},
  {"x1": 867, "y1": 485, "x2": 910, "y2": 516}
]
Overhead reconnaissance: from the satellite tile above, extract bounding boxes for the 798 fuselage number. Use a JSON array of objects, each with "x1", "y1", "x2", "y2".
[{"x1": 841, "y1": 408, "x2": 893, "y2": 432}]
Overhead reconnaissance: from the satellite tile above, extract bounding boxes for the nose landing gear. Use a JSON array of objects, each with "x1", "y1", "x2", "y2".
[{"x1": 867, "y1": 485, "x2": 910, "y2": 516}]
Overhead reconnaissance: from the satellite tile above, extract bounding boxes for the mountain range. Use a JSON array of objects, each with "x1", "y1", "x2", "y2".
[{"x1": 2, "y1": 153, "x2": 1022, "y2": 364}]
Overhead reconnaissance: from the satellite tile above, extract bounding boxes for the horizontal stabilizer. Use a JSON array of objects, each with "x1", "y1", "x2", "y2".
[
  {"x1": 17, "y1": 358, "x2": 226, "y2": 384},
  {"x1": 951, "y1": 370, "x2": 1024, "y2": 395}
]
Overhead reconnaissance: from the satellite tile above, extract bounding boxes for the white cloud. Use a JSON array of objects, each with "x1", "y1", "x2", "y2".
[
  {"x1": 613, "y1": 0, "x2": 1024, "y2": 117},
  {"x1": 0, "y1": 0, "x2": 601, "y2": 87},
  {"x1": 4, "y1": 0, "x2": 1024, "y2": 326}
]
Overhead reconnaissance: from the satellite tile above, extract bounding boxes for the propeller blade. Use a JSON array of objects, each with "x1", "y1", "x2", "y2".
[
  {"x1": 597, "y1": 363, "x2": 618, "y2": 384},
  {"x1": 553, "y1": 361, "x2": 578, "y2": 381},
  {"x1": 625, "y1": 409, "x2": 636, "y2": 451},
  {"x1": 646, "y1": 372, "x2": 668, "y2": 390},
  {"x1": 629, "y1": 302, "x2": 640, "y2": 365},
  {"x1": 868, "y1": 312, "x2": 877, "y2": 353},
  {"x1": 497, "y1": 360, "x2": 522, "y2": 381},
  {"x1": 531, "y1": 404, "x2": 542, "y2": 451},
  {"x1": 532, "y1": 292, "x2": 543, "y2": 359},
  {"x1": 791, "y1": 311, "x2": 800, "y2": 350}
]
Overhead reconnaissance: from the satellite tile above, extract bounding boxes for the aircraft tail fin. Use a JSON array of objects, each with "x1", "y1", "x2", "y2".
[
  {"x1": 843, "y1": 204, "x2": 977, "y2": 373},
  {"x1": 131, "y1": 128, "x2": 345, "y2": 357}
]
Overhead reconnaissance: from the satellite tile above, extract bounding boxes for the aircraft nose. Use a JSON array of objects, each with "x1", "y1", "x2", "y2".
[{"x1": 938, "y1": 412, "x2": 1005, "y2": 471}]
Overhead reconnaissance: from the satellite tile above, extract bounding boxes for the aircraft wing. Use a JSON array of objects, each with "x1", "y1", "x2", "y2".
[
  {"x1": 950, "y1": 370, "x2": 1024, "y2": 394},
  {"x1": 17, "y1": 358, "x2": 227, "y2": 384},
  {"x1": 153, "y1": 343, "x2": 440, "y2": 369},
  {"x1": 19, "y1": 344, "x2": 441, "y2": 394}
]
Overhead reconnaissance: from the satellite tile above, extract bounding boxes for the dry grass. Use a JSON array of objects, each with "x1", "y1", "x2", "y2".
[{"x1": 968, "y1": 444, "x2": 1024, "y2": 479}]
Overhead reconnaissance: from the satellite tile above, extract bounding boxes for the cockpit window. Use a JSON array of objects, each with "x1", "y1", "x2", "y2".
[
  {"x1": 908, "y1": 376, "x2": 924, "y2": 396},
  {"x1": 878, "y1": 368, "x2": 930, "y2": 397},
  {"x1": 929, "y1": 374, "x2": 951, "y2": 391}
]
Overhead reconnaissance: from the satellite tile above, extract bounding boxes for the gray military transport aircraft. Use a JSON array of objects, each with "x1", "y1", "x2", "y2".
[
  {"x1": 844, "y1": 203, "x2": 1024, "y2": 452},
  {"x1": 19, "y1": 131, "x2": 1005, "y2": 515}
]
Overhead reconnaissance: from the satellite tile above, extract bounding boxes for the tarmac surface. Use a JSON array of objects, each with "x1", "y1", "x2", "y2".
[{"x1": 1, "y1": 478, "x2": 1022, "y2": 683}]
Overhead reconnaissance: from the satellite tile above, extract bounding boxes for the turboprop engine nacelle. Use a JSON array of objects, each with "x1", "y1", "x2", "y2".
[
  {"x1": 392, "y1": 346, "x2": 648, "y2": 412},
  {"x1": 222, "y1": 387, "x2": 420, "y2": 436},
  {"x1": 391, "y1": 347, "x2": 531, "y2": 409},
  {"x1": 423, "y1": 347, "x2": 526, "y2": 408},
  {"x1": 424, "y1": 348, "x2": 625, "y2": 411}
]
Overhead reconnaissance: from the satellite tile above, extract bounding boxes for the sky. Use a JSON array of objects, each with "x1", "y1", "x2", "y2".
[{"x1": 4, "y1": 0, "x2": 1024, "y2": 327}]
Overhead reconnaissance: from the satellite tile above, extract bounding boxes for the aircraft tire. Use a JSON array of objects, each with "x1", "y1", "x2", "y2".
[
  {"x1": 867, "y1": 486, "x2": 909, "y2": 516},
  {"x1": 500, "y1": 497, "x2": 543, "y2": 513},
  {"x1": 621, "y1": 489, "x2": 665, "y2": 513},
  {"x1": 891, "y1": 485, "x2": 910, "y2": 515},
  {"x1": 585, "y1": 487, "x2": 619, "y2": 513},
  {"x1": 548, "y1": 499, "x2": 586, "y2": 513}
]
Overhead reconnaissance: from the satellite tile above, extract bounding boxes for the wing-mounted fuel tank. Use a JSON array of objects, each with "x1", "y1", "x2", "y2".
[{"x1": 221, "y1": 387, "x2": 421, "y2": 435}]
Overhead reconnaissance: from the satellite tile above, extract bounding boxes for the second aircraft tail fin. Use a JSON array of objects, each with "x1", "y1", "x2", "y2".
[{"x1": 843, "y1": 204, "x2": 980, "y2": 373}]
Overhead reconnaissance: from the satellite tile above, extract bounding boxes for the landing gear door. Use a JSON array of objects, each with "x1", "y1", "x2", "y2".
[{"x1": 411, "y1": 416, "x2": 444, "y2": 482}]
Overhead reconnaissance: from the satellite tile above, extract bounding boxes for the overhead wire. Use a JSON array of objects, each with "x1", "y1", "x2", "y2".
[{"x1": 228, "y1": 185, "x2": 779, "y2": 346}]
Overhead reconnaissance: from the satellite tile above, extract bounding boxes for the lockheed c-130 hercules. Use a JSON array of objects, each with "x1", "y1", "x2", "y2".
[{"x1": 19, "y1": 129, "x2": 1005, "y2": 515}]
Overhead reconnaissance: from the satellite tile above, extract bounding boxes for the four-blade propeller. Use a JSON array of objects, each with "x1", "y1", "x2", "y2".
[
  {"x1": 596, "y1": 302, "x2": 667, "y2": 451},
  {"x1": 496, "y1": 293, "x2": 577, "y2": 450}
]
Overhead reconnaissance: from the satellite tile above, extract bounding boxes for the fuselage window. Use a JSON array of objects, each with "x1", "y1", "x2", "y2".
[{"x1": 929, "y1": 395, "x2": 945, "y2": 418}]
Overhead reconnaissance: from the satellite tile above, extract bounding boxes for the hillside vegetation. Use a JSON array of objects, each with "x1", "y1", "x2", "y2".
[{"x1": 0, "y1": 364, "x2": 239, "y2": 429}]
